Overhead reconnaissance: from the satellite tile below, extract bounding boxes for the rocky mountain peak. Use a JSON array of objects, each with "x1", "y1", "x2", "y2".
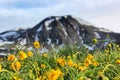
[{"x1": 0, "y1": 15, "x2": 120, "y2": 54}]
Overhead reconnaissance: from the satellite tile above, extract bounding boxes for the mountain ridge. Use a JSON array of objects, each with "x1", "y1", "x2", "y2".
[{"x1": 0, "y1": 15, "x2": 120, "y2": 55}]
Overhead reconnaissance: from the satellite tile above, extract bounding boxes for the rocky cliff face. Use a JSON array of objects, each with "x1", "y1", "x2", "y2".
[{"x1": 0, "y1": 15, "x2": 120, "y2": 53}]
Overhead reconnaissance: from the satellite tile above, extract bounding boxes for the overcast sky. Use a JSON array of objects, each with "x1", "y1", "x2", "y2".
[{"x1": 0, "y1": 0, "x2": 120, "y2": 32}]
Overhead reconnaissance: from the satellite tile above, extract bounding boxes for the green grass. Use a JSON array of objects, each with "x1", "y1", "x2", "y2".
[{"x1": 0, "y1": 43, "x2": 120, "y2": 80}]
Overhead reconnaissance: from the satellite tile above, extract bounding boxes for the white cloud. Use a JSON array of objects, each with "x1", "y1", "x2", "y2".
[
  {"x1": 90, "y1": 11, "x2": 120, "y2": 32},
  {"x1": 0, "y1": 2, "x2": 66, "y2": 32},
  {"x1": 0, "y1": 0, "x2": 120, "y2": 32},
  {"x1": 82, "y1": 0, "x2": 120, "y2": 9}
]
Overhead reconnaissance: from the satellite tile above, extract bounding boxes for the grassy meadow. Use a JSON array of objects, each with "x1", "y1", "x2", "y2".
[{"x1": 0, "y1": 40, "x2": 120, "y2": 80}]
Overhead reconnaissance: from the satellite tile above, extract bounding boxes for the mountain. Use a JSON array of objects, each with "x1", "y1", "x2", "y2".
[{"x1": 0, "y1": 15, "x2": 120, "y2": 55}]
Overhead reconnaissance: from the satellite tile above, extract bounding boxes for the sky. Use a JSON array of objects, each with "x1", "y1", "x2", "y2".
[{"x1": 0, "y1": 0, "x2": 120, "y2": 32}]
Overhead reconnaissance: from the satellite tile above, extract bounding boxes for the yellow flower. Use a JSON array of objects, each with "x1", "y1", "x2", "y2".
[
  {"x1": 98, "y1": 71, "x2": 103, "y2": 76},
  {"x1": 48, "y1": 69, "x2": 63, "y2": 80},
  {"x1": 92, "y1": 38, "x2": 98, "y2": 44},
  {"x1": 35, "y1": 78, "x2": 39, "y2": 80},
  {"x1": 93, "y1": 61, "x2": 99, "y2": 66},
  {"x1": 7, "y1": 54, "x2": 15, "y2": 61},
  {"x1": 67, "y1": 56, "x2": 71, "y2": 59},
  {"x1": 67, "y1": 59, "x2": 73, "y2": 67},
  {"x1": 56, "y1": 69, "x2": 64, "y2": 77},
  {"x1": 98, "y1": 71, "x2": 109, "y2": 80},
  {"x1": 36, "y1": 76, "x2": 46, "y2": 80},
  {"x1": 84, "y1": 58, "x2": 92, "y2": 67},
  {"x1": 72, "y1": 54, "x2": 76, "y2": 58},
  {"x1": 33, "y1": 41, "x2": 40, "y2": 48},
  {"x1": 0, "y1": 64, "x2": 2, "y2": 71},
  {"x1": 57, "y1": 58, "x2": 66, "y2": 67},
  {"x1": 34, "y1": 62, "x2": 38, "y2": 66},
  {"x1": 43, "y1": 53, "x2": 47, "y2": 57},
  {"x1": 105, "y1": 49, "x2": 110, "y2": 53},
  {"x1": 107, "y1": 43, "x2": 112, "y2": 47},
  {"x1": 73, "y1": 63, "x2": 78, "y2": 68},
  {"x1": 41, "y1": 64, "x2": 46, "y2": 68},
  {"x1": 78, "y1": 66, "x2": 84, "y2": 72},
  {"x1": 19, "y1": 51, "x2": 27, "y2": 60},
  {"x1": 13, "y1": 76, "x2": 21, "y2": 80},
  {"x1": 79, "y1": 77, "x2": 83, "y2": 80},
  {"x1": 11, "y1": 61, "x2": 21, "y2": 71},
  {"x1": 27, "y1": 51, "x2": 33, "y2": 57},
  {"x1": 116, "y1": 59, "x2": 120, "y2": 64},
  {"x1": 13, "y1": 76, "x2": 17, "y2": 80},
  {"x1": 42, "y1": 76, "x2": 47, "y2": 80},
  {"x1": 87, "y1": 54, "x2": 94, "y2": 60}
]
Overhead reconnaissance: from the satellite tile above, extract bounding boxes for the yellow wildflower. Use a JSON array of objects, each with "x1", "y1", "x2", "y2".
[
  {"x1": 33, "y1": 41, "x2": 40, "y2": 48},
  {"x1": 56, "y1": 69, "x2": 64, "y2": 77},
  {"x1": 41, "y1": 64, "x2": 46, "y2": 69},
  {"x1": 105, "y1": 49, "x2": 110, "y2": 53},
  {"x1": 27, "y1": 51, "x2": 33, "y2": 57},
  {"x1": 92, "y1": 38, "x2": 98, "y2": 44},
  {"x1": 42, "y1": 76, "x2": 47, "y2": 80},
  {"x1": 84, "y1": 58, "x2": 92, "y2": 67},
  {"x1": 36, "y1": 76, "x2": 46, "y2": 80},
  {"x1": 116, "y1": 59, "x2": 120, "y2": 64},
  {"x1": 72, "y1": 54, "x2": 76, "y2": 58},
  {"x1": 98, "y1": 71, "x2": 109, "y2": 80},
  {"x1": 93, "y1": 61, "x2": 99, "y2": 66},
  {"x1": 67, "y1": 56, "x2": 71, "y2": 59},
  {"x1": 57, "y1": 58, "x2": 66, "y2": 67},
  {"x1": 13, "y1": 76, "x2": 17, "y2": 80},
  {"x1": 34, "y1": 62, "x2": 38, "y2": 66},
  {"x1": 11, "y1": 61, "x2": 21, "y2": 71},
  {"x1": 48, "y1": 69, "x2": 63, "y2": 80},
  {"x1": 43, "y1": 53, "x2": 47, "y2": 57},
  {"x1": 35, "y1": 78, "x2": 39, "y2": 80},
  {"x1": 13, "y1": 76, "x2": 21, "y2": 80},
  {"x1": 67, "y1": 59, "x2": 73, "y2": 67},
  {"x1": 107, "y1": 43, "x2": 112, "y2": 47},
  {"x1": 78, "y1": 66, "x2": 84, "y2": 72},
  {"x1": 48, "y1": 69, "x2": 58, "y2": 80},
  {"x1": 7, "y1": 54, "x2": 15, "y2": 61},
  {"x1": 36, "y1": 76, "x2": 42, "y2": 80},
  {"x1": 19, "y1": 51, "x2": 27, "y2": 60},
  {"x1": 73, "y1": 63, "x2": 78, "y2": 68},
  {"x1": 87, "y1": 54, "x2": 94, "y2": 60},
  {"x1": 79, "y1": 77, "x2": 83, "y2": 80}
]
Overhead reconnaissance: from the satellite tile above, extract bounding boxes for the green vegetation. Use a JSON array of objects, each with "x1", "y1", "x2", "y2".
[{"x1": 0, "y1": 41, "x2": 120, "y2": 80}]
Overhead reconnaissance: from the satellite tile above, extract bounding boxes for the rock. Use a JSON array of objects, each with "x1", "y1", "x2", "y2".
[{"x1": 0, "y1": 15, "x2": 120, "y2": 52}]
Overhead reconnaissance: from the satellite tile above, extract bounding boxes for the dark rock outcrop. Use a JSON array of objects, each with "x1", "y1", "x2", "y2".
[{"x1": 0, "y1": 15, "x2": 120, "y2": 52}]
